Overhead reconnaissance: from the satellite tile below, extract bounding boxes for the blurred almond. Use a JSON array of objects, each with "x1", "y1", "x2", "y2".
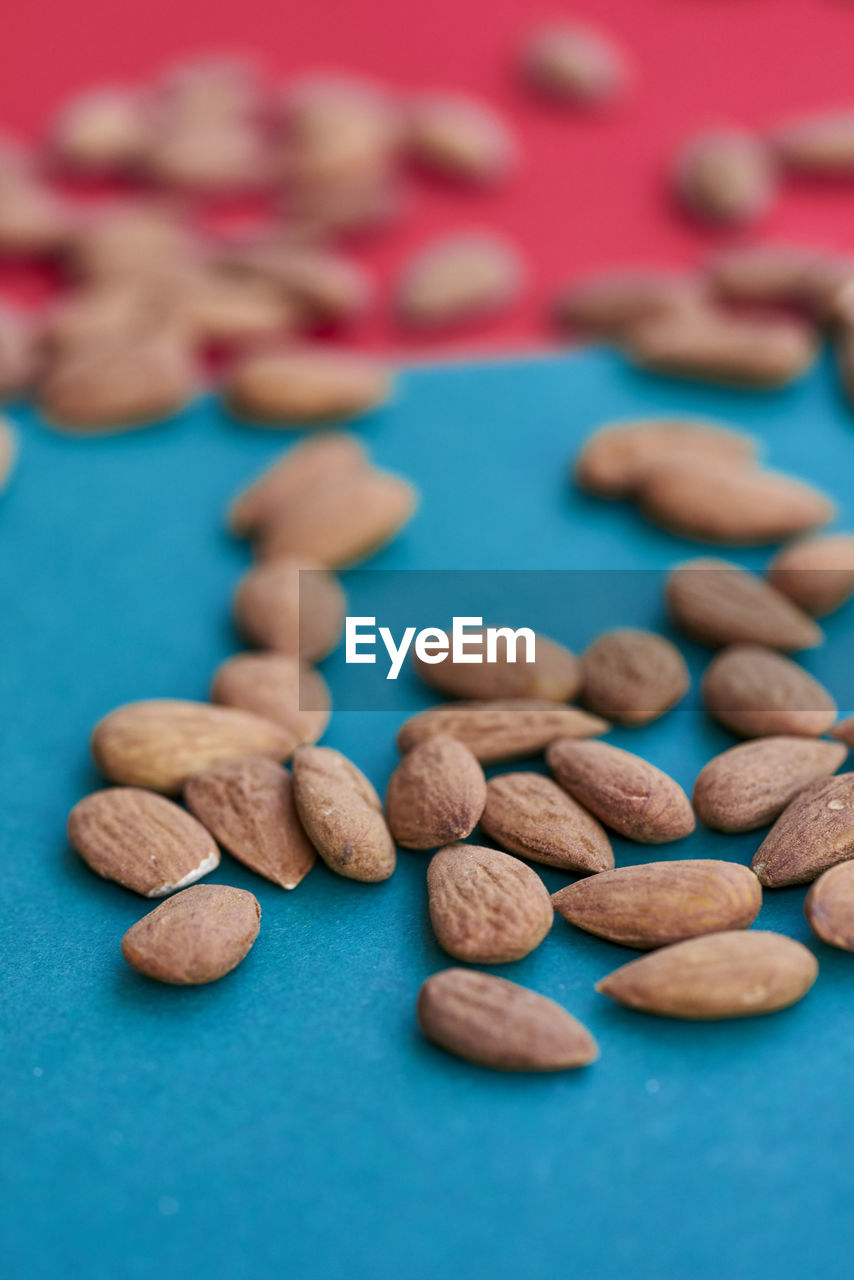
[
  {"x1": 211, "y1": 651, "x2": 330, "y2": 744},
  {"x1": 805, "y1": 861, "x2": 854, "y2": 950},
  {"x1": 752, "y1": 773, "x2": 854, "y2": 886},
  {"x1": 706, "y1": 243, "x2": 829, "y2": 309},
  {"x1": 581, "y1": 628, "x2": 689, "y2": 725},
  {"x1": 554, "y1": 271, "x2": 700, "y2": 338},
  {"x1": 396, "y1": 700, "x2": 608, "y2": 763},
  {"x1": 292, "y1": 744, "x2": 396, "y2": 882},
  {"x1": 50, "y1": 87, "x2": 149, "y2": 173},
  {"x1": 674, "y1": 130, "x2": 777, "y2": 226},
  {"x1": 773, "y1": 110, "x2": 854, "y2": 176},
  {"x1": 666, "y1": 558, "x2": 822, "y2": 650},
  {"x1": 233, "y1": 555, "x2": 345, "y2": 660},
  {"x1": 121, "y1": 884, "x2": 261, "y2": 984},
  {"x1": 228, "y1": 432, "x2": 367, "y2": 537},
  {"x1": 702, "y1": 644, "x2": 837, "y2": 738},
  {"x1": 397, "y1": 234, "x2": 522, "y2": 330},
  {"x1": 385, "y1": 735, "x2": 486, "y2": 849},
  {"x1": 523, "y1": 23, "x2": 627, "y2": 106},
  {"x1": 767, "y1": 533, "x2": 854, "y2": 617},
  {"x1": 574, "y1": 416, "x2": 755, "y2": 498},
  {"x1": 407, "y1": 94, "x2": 516, "y2": 184},
  {"x1": 413, "y1": 628, "x2": 581, "y2": 702},
  {"x1": 480, "y1": 771, "x2": 613, "y2": 874},
  {"x1": 0, "y1": 415, "x2": 16, "y2": 490},
  {"x1": 693, "y1": 736, "x2": 847, "y2": 832},
  {"x1": 0, "y1": 305, "x2": 39, "y2": 397},
  {"x1": 226, "y1": 349, "x2": 392, "y2": 424}
]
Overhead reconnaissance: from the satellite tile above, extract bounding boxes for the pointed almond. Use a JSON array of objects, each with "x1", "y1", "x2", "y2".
[
  {"x1": 702, "y1": 644, "x2": 836, "y2": 738},
  {"x1": 547, "y1": 739, "x2": 695, "y2": 843},
  {"x1": 805, "y1": 861, "x2": 854, "y2": 950},
  {"x1": 184, "y1": 756, "x2": 315, "y2": 889},
  {"x1": 417, "y1": 968, "x2": 598, "y2": 1071},
  {"x1": 596, "y1": 930, "x2": 817, "y2": 1019},
  {"x1": 121, "y1": 884, "x2": 260, "y2": 984},
  {"x1": 752, "y1": 772, "x2": 854, "y2": 886},
  {"x1": 211, "y1": 651, "x2": 330, "y2": 744},
  {"x1": 396, "y1": 699, "x2": 607, "y2": 763},
  {"x1": 234, "y1": 555, "x2": 345, "y2": 661},
  {"x1": 385, "y1": 735, "x2": 486, "y2": 849},
  {"x1": 581, "y1": 628, "x2": 689, "y2": 725},
  {"x1": 767, "y1": 532, "x2": 854, "y2": 617},
  {"x1": 225, "y1": 349, "x2": 393, "y2": 425},
  {"x1": 228, "y1": 432, "x2": 367, "y2": 536},
  {"x1": 553, "y1": 859, "x2": 760, "y2": 949},
  {"x1": 480, "y1": 771, "x2": 613, "y2": 874},
  {"x1": 91, "y1": 699, "x2": 294, "y2": 794},
  {"x1": 414, "y1": 629, "x2": 581, "y2": 702},
  {"x1": 693, "y1": 736, "x2": 847, "y2": 832},
  {"x1": 666, "y1": 558, "x2": 822, "y2": 650},
  {"x1": 292, "y1": 744, "x2": 396, "y2": 882},
  {"x1": 68, "y1": 787, "x2": 220, "y2": 896},
  {"x1": 427, "y1": 843, "x2": 553, "y2": 963}
]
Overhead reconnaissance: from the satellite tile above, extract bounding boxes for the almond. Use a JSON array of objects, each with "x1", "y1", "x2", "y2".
[
  {"x1": 396, "y1": 234, "x2": 522, "y2": 330},
  {"x1": 91, "y1": 699, "x2": 293, "y2": 794},
  {"x1": 121, "y1": 884, "x2": 261, "y2": 984},
  {"x1": 673, "y1": 130, "x2": 776, "y2": 226},
  {"x1": 702, "y1": 644, "x2": 836, "y2": 738},
  {"x1": 257, "y1": 467, "x2": 417, "y2": 567},
  {"x1": 554, "y1": 272, "x2": 701, "y2": 339},
  {"x1": 68, "y1": 787, "x2": 220, "y2": 896},
  {"x1": 805, "y1": 861, "x2": 854, "y2": 950},
  {"x1": 0, "y1": 306, "x2": 37, "y2": 397},
  {"x1": 220, "y1": 243, "x2": 372, "y2": 327},
  {"x1": 751, "y1": 773, "x2": 854, "y2": 886},
  {"x1": 638, "y1": 460, "x2": 833, "y2": 545},
  {"x1": 417, "y1": 968, "x2": 598, "y2": 1071},
  {"x1": 211, "y1": 652, "x2": 330, "y2": 744},
  {"x1": 666, "y1": 558, "x2": 822, "y2": 650},
  {"x1": 427, "y1": 843, "x2": 553, "y2": 963},
  {"x1": 396, "y1": 700, "x2": 608, "y2": 763},
  {"x1": 0, "y1": 415, "x2": 16, "y2": 490},
  {"x1": 291, "y1": 744, "x2": 396, "y2": 882},
  {"x1": 547, "y1": 739, "x2": 695, "y2": 843},
  {"x1": 407, "y1": 95, "x2": 515, "y2": 185},
  {"x1": 523, "y1": 23, "x2": 627, "y2": 107},
  {"x1": 553, "y1": 859, "x2": 761, "y2": 950},
  {"x1": 773, "y1": 109, "x2": 854, "y2": 176},
  {"x1": 227, "y1": 432, "x2": 367, "y2": 536},
  {"x1": 385, "y1": 735, "x2": 486, "y2": 849},
  {"x1": 767, "y1": 533, "x2": 854, "y2": 617},
  {"x1": 832, "y1": 717, "x2": 854, "y2": 747},
  {"x1": 574, "y1": 416, "x2": 755, "y2": 497},
  {"x1": 233, "y1": 555, "x2": 345, "y2": 660},
  {"x1": 706, "y1": 243, "x2": 828, "y2": 309},
  {"x1": 693, "y1": 736, "x2": 847, "y2": 832},
  {"x1": 480, "y1": 771, "x2": 613, "y2": 874},
  {"x1": 225, "y1": 349, "x2": 393, "y2": 425},
  {"x1": 580, "y1": 628, "x2": 689, "y2": 725},
  {"x1": 596, "y1": 930, "x2": 817, "y2": 1018},
  {"x1": 413, "y1": 629, "x2": 581, "y2": 702}
]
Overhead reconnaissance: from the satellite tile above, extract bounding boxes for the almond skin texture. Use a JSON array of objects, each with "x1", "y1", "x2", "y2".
[
  {"x1": 702, "y1": 645, "x2": 837, "y2": 738},
  {"x1": 574, "y1": 417, "x2": 755, "y2": 498},
  {"x1": 228, "y1": 432, "x2": 367, "y2": 537},
  {"x1": 385, "y1": 735, "x2": 486, "y2": 849},
  {"x1": 767, "y1": 533, "x2": 854, "y2": 617},
  {"x1": 233, "y1": 556, "x2": 345, "y2": 661},
  {"x1": 638, "y1": 461, "x2": 833, "y2": 546},
  {"x1": 805, "y1": 861, "x2": 854, "y2": 950},
  {"x1": 752, "y1": 773, "x2": 854, "y2": 886},
  {"x1": 417, "y1": 968, "x2": 598, "y2": 1072},
  {"x1": 581, "y1": 628, "x2": 689, "y2": 725},
  {"x1": 693, "y1": 736, "x2": 848, "y2": 833},
  {"x1": 68, "y1": 787, "x2": 220, "y2": 897},
  {"x1": 91, "y1": 699, "x2": 293, "y2": 794},
  {"x1": 226, "y1": 349, "x2": 393, "y2": 424},
  {"x1": 427, "y1": 844, "x2": 553, "y2": 963},
  {"x1": 184, "y1": 757, "x2": 316, "y2": 889},
  {"x1": 211, "y1": 652, "x2": 330, "y2": 744},
  {"x1": 547, "y1": 739, "x2": 695, "y2": 843},
  {"x1": 552, "y1": 859, "x2": 761, "y2": 950},
  {"x1": 597, "y1": 930, "x2": 817, "y2": 1019},
  {"x1": 396, "y1": 700, "x2": 608, "y2": 764},
  {"x1": 121, "y1": 884, "x2": 261, "y2": 984},
  {"x1": 480, "y1": 772, "x2": 613, "y2": 874},
  {"x1": 666, "y1": 558, "x2": 822, "y2": 651},
  {"x1": 413, "y1": 629, "x2": 581, "y2": 702},
  {"x1": 291, "y1": 744, "x2": 396, "y2": 882}
]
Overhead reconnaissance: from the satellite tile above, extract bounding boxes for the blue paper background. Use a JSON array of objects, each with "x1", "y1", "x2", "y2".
[{"x1": 3, "y1": 347, "x2": 854, "y2": 1280}]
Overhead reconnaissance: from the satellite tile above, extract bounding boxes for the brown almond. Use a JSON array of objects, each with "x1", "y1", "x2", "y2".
[
  {"x1": 674, "y1": 130, "x2": 777, "y2": 226},
  {"x1": 0, "y1": 415, "x2": 16, "y2": 490},
  {"x1": 554, "y1": 271, "x2": 701, "y2": 338},
  {"x1": 291, "y1": 744, "x2": 396, "y2": 882},
  {"x1": 706, "y1": 243, "x2": 828, "y2": 310},
  {"x1": 666, "y1": 558, "x2": 823, "y2": 650},
  {"x1": 396, "y1": 700, "x2": 608, "y2": 763},
  {"x1": 413, "y1": 629, "x2": 581, "y2": 702},
  {"x1": 407, "y1": 95, "x2": 515, "y2": 185},
  {"x1": 121, "y1": 884, "x2": 261, "y2": 984},
  {"x1": 693, "y1": 736, "x2": 848, "y2": 832},
  {"x1": 0, "y1": 171, "x2": 72, "y2": 256},
  {"x1": 752, "y1": 772, "x2": 854, "y2": 886},
  {"x1": 211, "y1": 651, "x2": 330, "y2": 744},
  {"x1": 385, "y1": 735, "x2": 486, "y2": 849},
  {"x1": 581, "y1": 628, "x2": 689, "y2": 725},
  {"x1": 805, "y1": 861, "x2": 854, "y2": 950},
  {"x1": 523, "y1": 23, "x2": 627, "y2": 107},
  {"x1": 553, "y1": 859, "x2": 761, "y2": 950},
  {"x1": 396, "y1": 234, "x2": 523, "y2": 330},
  {"x1": 226, "y1": 349, "x2": 392, "y2": 425},
  {"x1": 627, "y1": 307, "x2": 817, "y2": 388},
  {"x1": 233, "y1": 555, "x2": 345, "y2": 660},
  {"x1": 547, "y1": 738, "x2": 695, "y2": 843},
  {"x1": 596, "y1": 930, "x2": 817, "y2": 1018},
  {"x1": 91, "y1": 699, "x2": 294, "y2": 794},
  {"x1": 574, "y1": 416, "x2": 756, "y2": 498},
  {"x1": 480, "y1": 771, "x2": 613, "y2": 874},
  {"x1": 427, "y1": 843, "x2": 553, "y2": 963},
  {"x1": 702, "y1": 644, "x2": 836, "y2": 738},
  {"x1": 179, "y1": 274, "x2": 295, "y2": 346},
  {"x1": 68, "y1": 787, "x2": 220, "y2": 896},
  {"x1": 184, "y1": 757, "x2": 315, "y2": 889},
  {"x1": 227, "y1": 432, "x2": 367, "y2": 537},
  {"x1": 70, "y1": 204, "x2": 194, "y2": 282},
  {"x1": 258, "y1": 467, "x2": 417, "y2": 567},
  {"x1": 417, "y1": 968, "x2": 598, "y2": 1071},
  {"x1": 832, "y1": 717, "x2": 854, "y2": 747},
  {"x1": 0, "y1": 306, "x2": 39, "y2": 397},
  {"x1": 50, "y1": 87, "x2": 148, "y2": 173},
  {"x1": 220, "y1": 243, "x2": 372, "y2": 327},
  {"x1": 773, "y1": 110, "x2": 854, "y2": 176},
  {"x1": 767, "y1": 533, "x2": 854, "y2": 617},
  {"x1": 639, "y1": 460, "x2": 833, "y2": 545}
]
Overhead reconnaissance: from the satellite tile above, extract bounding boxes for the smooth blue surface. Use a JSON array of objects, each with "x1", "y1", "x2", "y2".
[{"x1": 3, "y1": 347, "x2": 854, "y2": 1280}]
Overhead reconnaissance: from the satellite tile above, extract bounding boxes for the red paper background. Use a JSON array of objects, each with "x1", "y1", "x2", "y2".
[{"x1": 3, "y1": 0, "x2": 854, "y2": 353}]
